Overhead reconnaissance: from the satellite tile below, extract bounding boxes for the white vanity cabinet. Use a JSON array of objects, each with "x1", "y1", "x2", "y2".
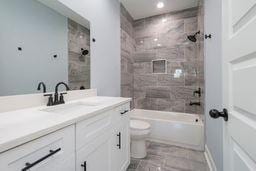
[
  {"x1": 76, "y1": 103, "x2": 130, "y2": 171},
  {"x1": 0, "y1": 101, "x2": 130, "y2": 171},
  {"x1": 0, "y1": 125, "x2": 76, "y2": 171},
  {"x1": 76, "y1": 130, "x2": 113, "y2": 171},
  {"x1": 75, "y1": 110, "x2": 113, "y2": 171},
  {"x1": 111, "y1": 103, "x2": 130, "y2": 171}
]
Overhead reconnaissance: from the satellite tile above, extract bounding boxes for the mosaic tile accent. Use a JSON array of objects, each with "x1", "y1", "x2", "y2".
[
  {"x1": 127, "y1": 141, "x2": 209, "y2": 171},
  {"x1": 152, "y1": 60, "x2": 166, "y2": 74}
]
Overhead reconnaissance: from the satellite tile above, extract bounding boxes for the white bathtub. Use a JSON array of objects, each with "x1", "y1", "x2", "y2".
[{"x1": 130, "y1": 109, "x2": 204, "y2": 151}]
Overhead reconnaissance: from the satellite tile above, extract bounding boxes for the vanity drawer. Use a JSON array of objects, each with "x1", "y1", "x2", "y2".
[
  {"x1": 76, "y1": 111, "x2": 112, "y2": 150},
  {"x1": 112, "y1": 102, "x2": 131, "y2": 124},
  {"x1": 0, "y1": 125, "x2": 75, "y2": 171}
]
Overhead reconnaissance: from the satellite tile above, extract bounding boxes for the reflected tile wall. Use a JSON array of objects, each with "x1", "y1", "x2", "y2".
[
  {"x1": 121, "y1": 6, "x2": 205, "y2": 114},
  {"x1": 121, "y1": 4, "x2": 135, "y2": 107},
  {"x1": 68, "y1": 19, "x2": 90, "y2": 90}
]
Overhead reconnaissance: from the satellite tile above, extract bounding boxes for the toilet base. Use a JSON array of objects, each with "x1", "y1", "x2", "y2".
[{"x1": 131, "y1": 139, "x2": 147, "y2": 159}]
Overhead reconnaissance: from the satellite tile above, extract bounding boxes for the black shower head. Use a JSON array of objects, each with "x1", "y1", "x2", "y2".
[
  {"x1": 81, "y1": 48, "x2": 89, "y2": 56},
  {"x1": 187, "y1": 31, "x2": 200, "y2": 42}
]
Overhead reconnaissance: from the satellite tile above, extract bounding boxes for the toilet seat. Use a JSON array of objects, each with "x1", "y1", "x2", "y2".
[
  {"x1": 130, "y1": 120, "x2": 150, "y2": 137},
  {"x1": 130, "y1": 120, "x2": 150, "y2": 130}
]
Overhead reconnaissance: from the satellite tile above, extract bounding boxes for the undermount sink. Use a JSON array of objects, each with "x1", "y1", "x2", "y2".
[
  {"x1": 79, "y1": 101, "x2": 102, "y2": 106},
  {"x1": 41, "y1": 102, "x2": 100, "y2": 115}
]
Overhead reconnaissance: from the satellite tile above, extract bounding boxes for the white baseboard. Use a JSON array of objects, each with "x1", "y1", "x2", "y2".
[{"x1": 204, "y1": 145, "x2": 217, "y2": 171}]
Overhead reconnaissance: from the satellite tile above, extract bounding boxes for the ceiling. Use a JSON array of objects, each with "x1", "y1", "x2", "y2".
[{"x1": 120, "y1": 0, "x2": 199, "y2": 20}]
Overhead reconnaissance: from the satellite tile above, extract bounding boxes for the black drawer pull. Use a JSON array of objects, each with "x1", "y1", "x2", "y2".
[
  {"x1": 120, "y1": 110, "x2": 129, "y2": 115},
  {"x1": 81, "y1": 161, "x2": 87, "y2": 171},
  {"x1": 117, "y1": 132, "x2": 121, "y2": 149},
  {"x1": 21, "y1": 148, "x2": 61, "y2": 171}
]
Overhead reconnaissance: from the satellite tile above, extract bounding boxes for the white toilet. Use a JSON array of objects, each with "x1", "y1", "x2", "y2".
[{"x1": 130, "y1": 120, "x2": 151, "y2": 158}]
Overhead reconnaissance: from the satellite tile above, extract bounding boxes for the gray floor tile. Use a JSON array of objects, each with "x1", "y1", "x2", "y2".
[
  {"x1": 140, "y1": 153, "x2": 165, "y2": 167},
  {"x1": 127, "y1": 141, "x2": 209, "y2": 171},
  {"x1": 128, "y1": 159, "x2": 141, "y2": 170},
  {"x1": 164, "y1": 155, "x2": 193, "y2": 170},
  {"x1": 136, "y1": 160, "x2": 163, "y2": 171}
]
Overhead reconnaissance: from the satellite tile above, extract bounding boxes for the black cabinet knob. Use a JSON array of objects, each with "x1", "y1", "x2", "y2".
[{"x1": 209, "y1": 108, "x2": 228, "y2": 121}]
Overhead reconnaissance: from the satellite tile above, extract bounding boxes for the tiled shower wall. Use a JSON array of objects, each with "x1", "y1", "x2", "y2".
[
  {"x1": 68, "y1": 19, "x2": 90, "y2": 90},
  {"x1": 121, "y1": 4, "x2": 135, "y2": 103},
  {"x1": 121, "y1": 6, "x2": 204, "y2": 114}
]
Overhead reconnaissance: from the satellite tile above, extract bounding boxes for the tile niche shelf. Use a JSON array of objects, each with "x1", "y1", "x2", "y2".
[{"x1": 152, "y1": 59, "x2": 167, "y2": 74}]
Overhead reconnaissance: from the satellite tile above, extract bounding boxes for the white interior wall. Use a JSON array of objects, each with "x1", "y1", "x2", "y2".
[
  {"x1": 204, "y1": 0, "x2": 223, "y2": 170},
  {"x1": 57, "y1": 0, "x2": 121, "y2": 96}
]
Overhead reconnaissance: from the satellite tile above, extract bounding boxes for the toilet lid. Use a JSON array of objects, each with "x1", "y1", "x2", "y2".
[{"x1": 130, "y1": 120, "x2": 150, "y2": 130}]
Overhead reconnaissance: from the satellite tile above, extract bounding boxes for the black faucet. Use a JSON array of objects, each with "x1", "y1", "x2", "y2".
[
  {"x1": 37, "y1": 82, "x2": 46, "y2": 93},
  {"x1": 193, "y1": 88, "x2": 201, "y2": 97},
  {"x1": 189, "y1": 101, "x2": 201, "y2": 106},
  {"x1": 53, "y1": 82, "x2": 70, "y2": 105},
  {"x1": 43, "y1": 82, "x2": 70, "y2": 106}
]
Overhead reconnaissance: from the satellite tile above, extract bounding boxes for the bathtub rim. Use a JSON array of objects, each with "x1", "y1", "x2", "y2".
[
  {"x1": 129, "y1": 109, "x2": 204, "y2": 126},
  {"x1": 129, "y1": 109, "x2": 205, "y2": 151}
]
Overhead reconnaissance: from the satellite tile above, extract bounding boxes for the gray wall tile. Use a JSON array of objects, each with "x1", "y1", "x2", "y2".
[{"x1": 121, "y1": 6, "x2": 204, "y2": 114}]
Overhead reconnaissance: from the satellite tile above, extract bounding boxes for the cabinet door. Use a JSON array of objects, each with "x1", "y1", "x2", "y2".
[
  {"x1": 112, "y1": 113, "x2": 130, "y2": 171},
  {"x1": 76, "y1": 131, "x2": 112, "y2": 171}
]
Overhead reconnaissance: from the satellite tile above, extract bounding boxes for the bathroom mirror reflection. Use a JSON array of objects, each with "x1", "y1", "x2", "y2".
[{"x1": 0, "y1": 0, "x2": 91, "y2": 96}]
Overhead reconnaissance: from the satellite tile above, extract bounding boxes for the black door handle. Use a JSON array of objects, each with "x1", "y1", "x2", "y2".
[
  {"x1": 209, "y1": 108, "x2": 228, "y2": 121},
  {"x1": 81, "y1": 161, "x2": 87, "y2": 171}
]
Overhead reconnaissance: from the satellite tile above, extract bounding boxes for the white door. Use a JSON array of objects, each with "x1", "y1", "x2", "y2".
[{"x1": 222, "y1": 0, "x2": 256, "y2": 170}]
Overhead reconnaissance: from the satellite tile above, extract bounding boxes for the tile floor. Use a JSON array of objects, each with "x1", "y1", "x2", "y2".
[{"x1": 127, "y1": 141, "x2": 209, "y2": 171}]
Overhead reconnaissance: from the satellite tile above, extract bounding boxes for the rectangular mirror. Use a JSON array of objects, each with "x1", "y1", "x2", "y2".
[{"x1": 0, "y1": 0, "x2": 90, "y2": 96}]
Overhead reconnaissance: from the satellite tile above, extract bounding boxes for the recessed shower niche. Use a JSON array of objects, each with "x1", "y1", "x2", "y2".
[{"x1": 152, "y1": 59, "x2": 167, "y2": 74}]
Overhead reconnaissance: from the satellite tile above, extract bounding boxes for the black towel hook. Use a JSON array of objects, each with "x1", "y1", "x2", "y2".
[{"x1": 205, "y1": 34, "x2": 212, "y2": 39}]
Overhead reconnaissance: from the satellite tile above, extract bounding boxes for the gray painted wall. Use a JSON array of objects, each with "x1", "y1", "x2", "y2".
[
  {"x1": 58, "y1": 0, "x2": 121, "y2": 97},
  {"x1": 0, "y1": 0, "x2": 68, "y2": 96},
  {"x1": 204, "y1": 0, "x2": 223, "y2": 170}
]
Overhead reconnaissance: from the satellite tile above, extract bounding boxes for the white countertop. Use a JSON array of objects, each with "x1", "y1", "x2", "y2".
[{"x1": 0, "y1": 96, "x2": 131, "y2": 154}]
